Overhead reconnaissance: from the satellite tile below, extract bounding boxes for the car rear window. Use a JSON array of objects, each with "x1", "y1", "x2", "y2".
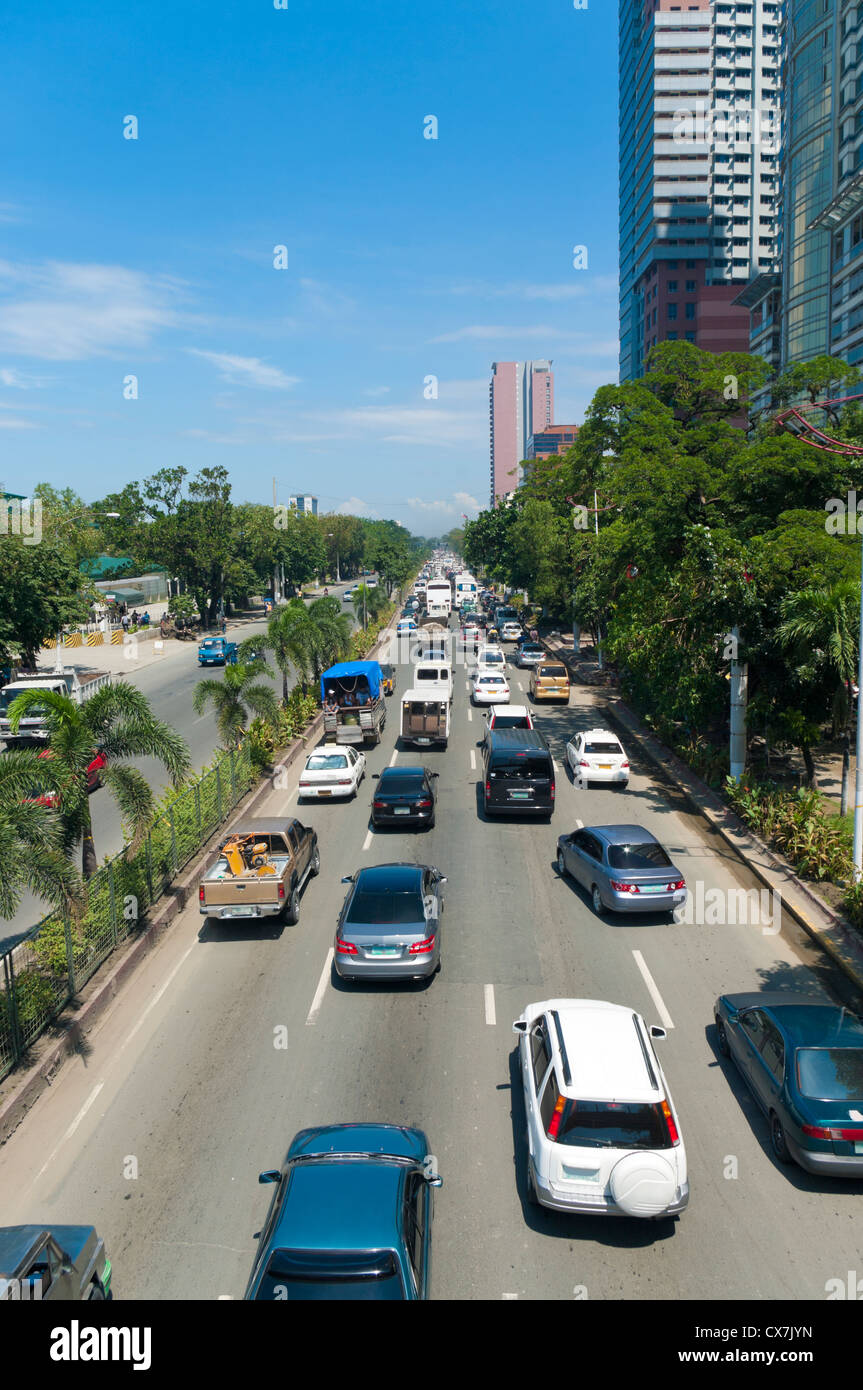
[
  {"x1": 306, "y1": 754, "x2": 348, "y2": 770},
  {"x1": 346, "y1": 891, "x2": 424, "y2": 924},
  {"x1": 555, "y1": 1100, "x2": 672, "y2": 1149},
  {"x1": 585, "y1": 740, "x2": 623, "y2": 755},
  {"x1": 258, "y1": 1249, "x2": 405, "y2": 1301},
  {"x1": 479, "y1": 675, "x2": 505, "y2": 685},
  {"x1": 490, "y1": 715, "x2": 530, "y2": 729},
  {"x1": 489, "y1": 753, "x2": 551, "y2": 778},
  {"x1": 607, "y1": 842, "x2": 672, "y2": 870},
  {"x1": 379, "y1": 774, "x2": 424, "y2": 793},
  {"x1": 539, "y1": 665, "x2": 567, "y2": 678},
  {"x1": 796, "y1": 1048, "x2": 863, "y2": 1100}
]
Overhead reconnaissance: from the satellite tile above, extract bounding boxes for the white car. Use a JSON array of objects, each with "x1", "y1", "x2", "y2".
[
  {"x1": 471, "y1": 671, "x2": 510, "y2": 705},
  {"x1": 298, "y1": 746, "x2": 366, "y2": 801},
  {"x1": 501, "y1": 622, "x2": 523, "y2": 641},
  {"x1": 566, "y1": 728, "x2": 630, "y2": 787},
  {"x1": 513, "y1": 998, "x2": 689, "y2": 1218},
  {"x1": 475, "y1": 645, "x2": 506, "y2": 671},
  {"x1": 485, "y1": 703, "x2": 534, "y2": 734},
  {"x1": 397, "y1": 618, "x2": 417, "y2": 635}
]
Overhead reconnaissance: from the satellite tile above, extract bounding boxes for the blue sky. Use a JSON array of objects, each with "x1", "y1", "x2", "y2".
[{"x1": 0, "y1": 0, "x2": 619, "y2": 534}]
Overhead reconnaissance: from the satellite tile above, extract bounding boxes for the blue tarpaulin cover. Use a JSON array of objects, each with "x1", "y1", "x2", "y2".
[{"x1": 321, "y1": 660, "x2": 383, "y2": 701}]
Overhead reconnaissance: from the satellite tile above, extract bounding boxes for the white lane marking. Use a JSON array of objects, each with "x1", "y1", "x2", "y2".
[
  {"x1": 192, "y1": 713, "x2": 211, "y2": 724},
  {"x1": 306, "y1": 948, "x2": 335, "y2": 1025},
  {"x1": 552, "y1": 759, "x2": 559, "y2": 774},
  {"x1": 121, "y1": 941, "x2": 198, "y2": 1055},
  {"x1": 362, "y1": 828, "x2": 373, "y2": 851},
  {"x1": 516, "y1": 681, "x2": 524, "y2": 691},
  {"x1": 467, "y1": 708, "x2": 472, "y2": 722},
  {"x1": 217, "y1": 1295, "x2": 233, "y2": 1300},
  {"x1": 33, "y1": 1082, "x2": 105, "y2": 1183},
  {"x1": 502, "y1": 1292, "x2": 519, "y2": 1300},
  {"x1": 484, "y1": 983, "x2": 496, "y2": 1026},
  {"x1": 389, "y1": 748, "x2": 399, "y2": 766},
  {"x1": 631, "y1": 950, "x2": 675, "y2": 1030},
  {"x1": 470, "y1": 749, "x2": 476, "y2": 771},
  {"x1": 575, "y1": 818, "x2": 583, "y2": 829}
]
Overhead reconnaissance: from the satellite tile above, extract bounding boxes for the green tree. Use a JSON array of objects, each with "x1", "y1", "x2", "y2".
[
  {"x1": 8, "y1": 684, "x2": 192, "y2": 878},
  {"x1": 0, "y1": 752, "x2": 83, "y2": 919},
  {"x1": 193, "y1": 662, "x2": 280, "y2": 749}
]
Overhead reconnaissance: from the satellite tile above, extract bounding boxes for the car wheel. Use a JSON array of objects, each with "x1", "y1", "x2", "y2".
[
  {"x1": 557, "y1": 849, "x2": 568, "y2": 878},
  {"x1": 715, "y1": 1015, "x2": 730, "y2": 1057},
  {"x1": 427, "y1": 816, "x2": 436, "y2": 830},
  {"x1": 284, "y1": 887, "x2": 300, "y2": 925},
  {"x1": 770, "y1": 1113, "x2": 793, "y2": 1165},
  {"x1": 591, "y1": 884, "x2": 606, "y2": 915},
  {"x1": 310, "y1": 845, "x2": 321, "y2": 877}
]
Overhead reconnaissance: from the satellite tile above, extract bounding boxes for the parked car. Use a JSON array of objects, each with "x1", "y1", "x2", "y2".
[
  {"x1": 713, "y1": 993, "x2": 863, "y2": 1176},
  {"x1": 371, "y1": 766, "x2": 438, "y2": 829},
  {"x1": 245, "y1": 1123, "x2": 442, "y2": 1300},
  {"x1": 298, "y1": 747, "x2": 365, "y2": 801},
  {"x1": 566, "y1": 728, "x2": 630, "y2": 786},
  {"x1": 556, "y1": 824, "x2": 686, "y2": 917},
  {"x1": 484, "y1": 704, "x2": 534, "y2": 736},
  {"x1": 22, "y1": 748, "x2": 106, "y2": 808},
  {"x1": 515, "y1": 642, "x2": 545, "y2": 669},
  {"x1": 379, "y1": 663, "x2": 396, "y2": 696},
  {"x1": 513, "y1": 998, "x2": 689, "y2": 1218},
  {"x1": 529, "y1": 662, "x2": 571, "y2": 704},
  {"x1": 482, "y1": 728, "x2": 554, "y2": 818},
  {"x1": 0, "y1": 1225, "x2": 113, "y2": 1301},
  {"x1": 334, "y1": 863, "x2": 446, "y2": 981},
  {"x1": 471, "y1": 671, "x2": 510, "y2": 705}
]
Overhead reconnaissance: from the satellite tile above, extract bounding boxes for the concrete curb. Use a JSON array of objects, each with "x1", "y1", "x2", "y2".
[{"x1": 543, "y1": 637, "x2": 863, "y2": 998}]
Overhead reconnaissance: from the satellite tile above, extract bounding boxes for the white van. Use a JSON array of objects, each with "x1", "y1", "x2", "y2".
[{"x1": 412, "y1": 660, "x2": 453, "y2": 704}]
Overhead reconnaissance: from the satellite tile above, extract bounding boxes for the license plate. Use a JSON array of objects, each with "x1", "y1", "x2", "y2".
[
  {"x1": 318, "y1": 789, "x2": 332, "y2": 796},
  {"x1": 641, "y1": 884, "x2": 666, "y2": 894},
  {"x1": 598, "y1": 764, "x2": 612, "y2": 770},
  {"x1": 369, "y1": 948, "x2": 400, "y2": 958},
  {"x1": 855, "y1": 1142, "x2": 863, "y2": 1154},
  {"x1": 226, "y1": 906, "x2": 255, "y2": 917},
  {"x1": 394, "y1": 807, "x2": 411, "y2": 815},
  {"x1": 509, "y1": 791, "x2": 531, "y2": 800},
  {"x1": 562, "y1": 1166, "x2": 601, "y2": 1182}
]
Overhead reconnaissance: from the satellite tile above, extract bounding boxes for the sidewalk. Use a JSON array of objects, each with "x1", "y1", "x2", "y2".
[
  {"x1": 37, "y1": 613, "x2": 269, "y2": 676},
  {"x1": 543, "y1": 635, "x2": 863, "y2": 998}
]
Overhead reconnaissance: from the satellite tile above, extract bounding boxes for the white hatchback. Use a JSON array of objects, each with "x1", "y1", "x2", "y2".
[
  {"x1": 298, "y1": 746, "x2": 366, "y2": 801},
  {"x1": 513, "y1": 998, "x2": 689, "y2": 1218},
  {"x1": 471, "y1": 671, "x2": 510, "y2": 705},
  {"x1": 566, "y1": 728, "x2": 630, "y2": 787}
]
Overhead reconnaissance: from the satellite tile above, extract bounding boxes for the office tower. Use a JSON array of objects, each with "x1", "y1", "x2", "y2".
[
  {"x1": 489, "y1": 361, "x2": 554, "y2": 505},
  {"x1": 619, "y1": 0, "x2": 781, "y2": 382},
  {"x1": 289, "y1": 494, "x2": 318, "y2": 516}
]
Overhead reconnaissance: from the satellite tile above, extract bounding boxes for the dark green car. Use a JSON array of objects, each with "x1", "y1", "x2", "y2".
[{"x1": 0, "y1": 1225, "x2": 112, "y2": 1301}]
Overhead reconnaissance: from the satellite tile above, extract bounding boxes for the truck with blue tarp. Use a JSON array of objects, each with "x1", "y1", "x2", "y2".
[
  {"x1": 198, "y1": 637, "x2": 238, "y2": 666},
  {"x1": 321, "y1": 660, "x2": 387, "y2": 746}
]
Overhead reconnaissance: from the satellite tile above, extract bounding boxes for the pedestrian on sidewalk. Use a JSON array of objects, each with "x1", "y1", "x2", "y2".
[{"x1": 121, "y1": 612, "x2": 130, "y2": 633}]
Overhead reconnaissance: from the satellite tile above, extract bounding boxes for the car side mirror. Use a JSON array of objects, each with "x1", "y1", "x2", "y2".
[
  {"x1": 258, "y1": 1170, "x2": 280, "y2": 1184},
  {"x1": 650, "y1": 1026, "x2": 667, "y2": 1040},
  {"x1": 512, "y1": 1020, "x2": 528, "y2": 1034},
  {"x1": 372, "y1": 773, "x2": 380, "y2": 780},
  {"x1": 426, "y1": 1175, "x2": 443, "y2": 1189},
  {"x1": 341, "y1": 875, "x2": 354, "y2": 883}
]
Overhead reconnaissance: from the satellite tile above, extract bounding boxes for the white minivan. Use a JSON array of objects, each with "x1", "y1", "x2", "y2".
[{"x1": 412, "y1": 660, "x2": 453, "y2": 704}]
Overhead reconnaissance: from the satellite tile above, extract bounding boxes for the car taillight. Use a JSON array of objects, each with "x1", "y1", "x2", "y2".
[
  {"x1": 336, "y1": 779, "x2": 352, "y2": 785},
  {"x1": 409, "y1": 936, "x2": 435, "y2": 955},
  {"x1": 610, "y1": 880, "x2": 640, "y2": 893},
  {"x1": 199, "y1": 886, "x2": 205, "y2": 903},
  {"x1": 278, "y1": 883, "x2": 285, "y2": 900},
  {"x1": 621, "y1": 760, "x2": 630, "y2": 769},
  {"x1": 373, "y1": 800, "x2": 386, "y2": 809},
  {"x1": 578, "y1": 759, "x2": 590, "y2": 767},
  {"x1": 668, "y1": 880, "x2": 685, "y2": 891},
  {"x1": 418, "y1": 799, "x2": 433, "y2": 808},
  {"x1": 299, "y1": 782, "x2": 310, "y2": 788},
  {"x1": 336, "y1": 940, "x2": 358, "y2": 955},
  {"x1": 485, "y1": 781, "x2": 491, "y2": 797},
  {"x1": 550, "y1": 782, "x2": 555, "y2": 798},
  {"x1": 803, "y1": 1124, "x2": 863, "y2": 1141},
  {"x1": 660, "y1": 1099, "x2": 680, "y2": 1146},
  {"x1": 547, "y1": 1094, "x2": 566, "y2": 1141}
]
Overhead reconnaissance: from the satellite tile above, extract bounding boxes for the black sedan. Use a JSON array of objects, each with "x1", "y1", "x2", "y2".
[
  {"x1": 714, "y1": 992, "x2": 863, "y2": 1177},
  {"x1": 371, "y1": 766, "x2": 438, "y2": 829}
]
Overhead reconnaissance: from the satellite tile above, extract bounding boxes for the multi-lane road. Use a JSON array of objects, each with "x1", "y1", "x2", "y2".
[{"x1": 0, "y1": 624, "x2": 860, "y2": 1301}]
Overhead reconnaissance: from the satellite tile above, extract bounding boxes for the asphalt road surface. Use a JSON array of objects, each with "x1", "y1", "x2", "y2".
[{"x1": 0, "y1": 628, "x2": 859, "y2": 1300}]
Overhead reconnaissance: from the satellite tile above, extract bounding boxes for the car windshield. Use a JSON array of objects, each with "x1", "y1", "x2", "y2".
[
  {"x1": 585, "y1": 740, "x2": 623, "y2": 755},
  {"x1": 378, "y1": 775, "x2": 424, "y2": 794},
  {"x1": 257, "y1": 1249, "x2": 405, "y2": 1301},
  {"x1": 345, "y1": 891, "x2": 424, "y2": 925},
  {"x1": 607, "y1": 841, "x2": 672, "y2": 870},
  {"x1": 554, "y1": 1100, "x2": 671, "y2": 1150},
  {"x1": 307, "y1": 754, "x2": 348, "y2": 771},
  {"x1": 796, "y1": 1048, "x2": 863, "y2": 1100}
]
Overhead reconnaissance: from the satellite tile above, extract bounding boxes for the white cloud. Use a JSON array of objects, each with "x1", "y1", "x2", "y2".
[
  {"x1": 180, "y1": 427, "x2": 248, "y2": 445},
  {"x1": 0, "y1": 262, "x2": 184, "y2": 359},
  {"x1": 187, "y1": 349, "x2": 299, "y2": 390},
  {"x1": 362, "y1": 386, "x2": 391, "y2": 397},
  {"x1": 429, "y1": 324, "x2": 619, "y2": 347},
  {"x1": 0, "y1": 366, "x2": 48, "y2": 389},
  {"x1": 0, "y1": 416, "x2": 37, "y2": 429},
  {"x1": 406, "y1": 492, "x2": 481, "y2": 517},
  {"x1": 336, "y1": 495, "x2": 379, "y2": 518},
  {"x1": 446, "y1": 276, "x2": 619, "y2": 301}
]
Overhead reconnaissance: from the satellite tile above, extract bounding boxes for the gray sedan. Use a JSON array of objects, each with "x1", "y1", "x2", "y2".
[
  {"x1": 556, "y1": 824, "x2": 687, "y2": 917},
  {"x1": 334, "y1": 862, "x2": 446, "y2": 982}
]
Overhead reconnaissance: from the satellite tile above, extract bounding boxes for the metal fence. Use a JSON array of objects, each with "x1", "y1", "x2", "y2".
[{"x1": 0, "y1": 742, "x2": 254, "y2": 1081}]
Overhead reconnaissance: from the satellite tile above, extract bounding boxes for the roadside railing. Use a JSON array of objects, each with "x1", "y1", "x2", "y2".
[{"x1": 0, "y1": 742, "x2": 254, "y2": 1081}]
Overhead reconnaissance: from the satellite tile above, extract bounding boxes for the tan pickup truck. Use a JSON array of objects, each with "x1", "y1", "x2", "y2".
[{"x1": 198, "y1": 817, "x2": 320, "y2": 925}]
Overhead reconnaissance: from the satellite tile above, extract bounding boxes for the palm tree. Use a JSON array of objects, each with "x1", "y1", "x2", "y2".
[
  {"x1": 0, "y1": 752, "x2": 83, "y2": 918},
  {"x1": 778, "y1": 580, "x2": 860, "y2": 784},
  {"x1": 194, "y1": 661, "x2": 280, "y2": 749},
  {"x1": 351, "y1": 584, "x2": 387, "y2": 630},
  {"x1": 8, "y1": 684, "x2": 192, "y2": 879},
  {"x1": 307, "y1": 596, "x2": 351, "y2": 681},
  {"x1": 242, "y1": 600, "x2": 316, "y2": 698}
]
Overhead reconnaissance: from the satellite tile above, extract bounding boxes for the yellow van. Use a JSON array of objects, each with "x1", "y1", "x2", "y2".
[{"x1": 529, "y1": 661, "x2": 571, "y2": 704}]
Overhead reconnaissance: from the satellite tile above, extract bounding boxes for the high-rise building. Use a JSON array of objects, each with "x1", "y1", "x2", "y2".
[
  {"x1": 489, "y1": 361, "x2": 554, "y2": 504},
  {"x1": 526, "y1": 425, "x2": 580, "y2": 459},
  {"x1": 618, "y1": 0, "x2": 782, "y2": 383},
  {"x1": 289, "y1": 494, "x2": 318, "y2": 516}
]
